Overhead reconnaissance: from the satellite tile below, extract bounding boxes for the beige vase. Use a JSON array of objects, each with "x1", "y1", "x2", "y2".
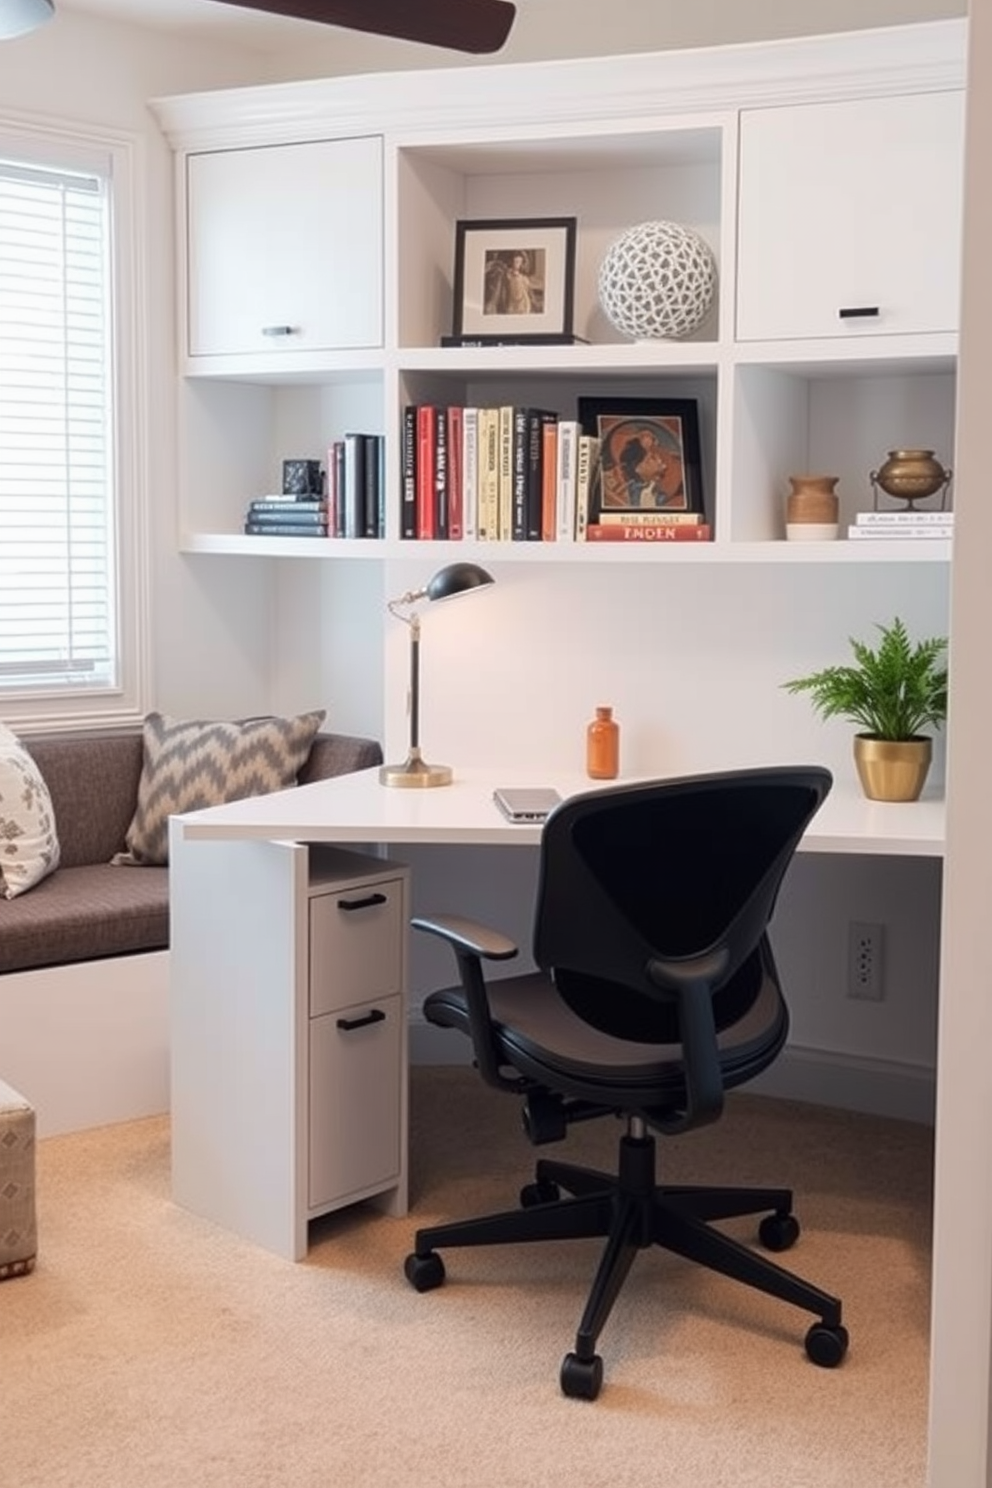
[
  {"x1": 785, "y1": 475, "x2": 839, "y2": 541},
  {"x1": 853, "y1": 735, "x2": 932, "y2": 802}
]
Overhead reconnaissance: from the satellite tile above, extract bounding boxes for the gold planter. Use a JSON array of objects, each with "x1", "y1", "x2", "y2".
[{"x1": 853, "y1": 735, "x2": 932, "y2": 802}]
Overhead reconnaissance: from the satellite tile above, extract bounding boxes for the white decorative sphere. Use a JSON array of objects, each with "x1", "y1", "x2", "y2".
[{"x1": 597, "y1": 220, "x2": 717, "y2": 340}]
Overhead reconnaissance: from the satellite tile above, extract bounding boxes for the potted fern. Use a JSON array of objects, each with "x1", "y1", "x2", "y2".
[{"x1": 783, "y1": 617, "x2": 948, "y2": 801}]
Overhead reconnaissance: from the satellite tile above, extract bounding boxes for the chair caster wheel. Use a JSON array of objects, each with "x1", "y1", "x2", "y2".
[
  {"x1": 404, "y1": 1251, "x2": 445, "y2": 1292},
  {"x1": 759, "y1": 1212, "x2": 800, "y2": 1252},
  {"x1": 805, "y1": 1321, "x2": 849, "y2": 1368},
  {"x1": 560, "y1": 1351, "x2": 603, "y2": 1400},
  {"x1": 520, "y1": 1179, "x2": 560, "y2": 1208}
]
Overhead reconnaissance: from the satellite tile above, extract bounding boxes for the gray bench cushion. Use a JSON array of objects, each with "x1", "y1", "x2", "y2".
[{"x1": 0, "y1": 863, "x2": 169, "y2": 974}]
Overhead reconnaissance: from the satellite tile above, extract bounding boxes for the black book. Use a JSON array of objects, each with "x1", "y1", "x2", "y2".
[
  {"x1": 400, "y1": 406, "x2": 417, "y2": 539},
  {"x1": 361, "y1": 433, "x2": 383, "y2": 539},
  {"x1": 434, "y1": 406, "x2": 449, "y2": 540},
  {"x1": 526, "y1": 409, "x2": 558, "y2": 541}
]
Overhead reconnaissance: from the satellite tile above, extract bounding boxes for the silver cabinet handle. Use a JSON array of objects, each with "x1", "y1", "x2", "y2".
[{"x1": 261, "y1": 324, "x2": 299, "y2": 336}]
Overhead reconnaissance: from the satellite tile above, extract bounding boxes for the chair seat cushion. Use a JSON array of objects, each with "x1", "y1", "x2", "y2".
[{"x1": 424, "y1": 952, "x2": 787, "y2": 1114}]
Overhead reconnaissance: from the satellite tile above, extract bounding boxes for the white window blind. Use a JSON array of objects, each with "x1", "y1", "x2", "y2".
[{"x1": 0, "y1": 154, "x2": 118, "y2": 696}]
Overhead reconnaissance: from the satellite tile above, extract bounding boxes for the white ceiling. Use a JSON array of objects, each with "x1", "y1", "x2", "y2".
[{"x1": 56, "y1": 0, "x2": 347, "y2": 50}]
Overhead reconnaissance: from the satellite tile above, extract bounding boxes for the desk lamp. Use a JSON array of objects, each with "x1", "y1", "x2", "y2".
[
  {"x1": 380, "y1": 561, "x2": 494, "y2": 788},
  {"x1": 0, "y1": 0, "x2": 53, "y2": 37}
]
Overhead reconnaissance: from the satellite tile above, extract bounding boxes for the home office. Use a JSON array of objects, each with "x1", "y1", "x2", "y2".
[{"x1": 1, "y1": 1, "x2": 989, "y2": 1484}]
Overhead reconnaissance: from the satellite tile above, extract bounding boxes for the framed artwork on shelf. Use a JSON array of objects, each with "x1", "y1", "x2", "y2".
[
  {"x1": 577, "y1": 397, "x2": 705, "y2": 518},
  {"x1": 449, "y1": 216, "x2": 578, "y2": 345}
]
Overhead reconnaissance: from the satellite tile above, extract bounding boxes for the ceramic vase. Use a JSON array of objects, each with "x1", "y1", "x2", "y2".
[{"x1": 785, "y1": 475, "x2": 840, "y2": 541}]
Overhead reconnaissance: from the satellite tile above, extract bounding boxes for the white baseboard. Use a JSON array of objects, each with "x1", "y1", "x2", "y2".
[{"x1": 408, "y1": 1020, "x2": 935, "y2": 1126}]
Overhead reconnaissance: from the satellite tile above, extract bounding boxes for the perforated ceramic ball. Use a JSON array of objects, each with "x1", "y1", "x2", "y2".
[{"x1": 598, "y1": 220, "x2": 717, "y2": 340}]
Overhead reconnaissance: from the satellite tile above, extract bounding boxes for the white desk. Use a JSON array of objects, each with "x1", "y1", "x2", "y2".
[
  {"x1": 169, "y1": 766, "x2": 946, "y2": 1260},
  {"x1": 176, "y1": 765, "x2": 946, "y2": 857}
]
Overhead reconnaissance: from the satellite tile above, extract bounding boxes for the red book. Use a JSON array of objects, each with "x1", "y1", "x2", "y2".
[
  {"x1": 584, "y1": 522, "x2": 712, "y2": 542},
  {"x1": 416, "y1": 405, "x2": 437, "y2": 540}
]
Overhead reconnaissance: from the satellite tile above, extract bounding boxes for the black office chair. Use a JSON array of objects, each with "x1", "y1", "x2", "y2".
[{"x1": 403, "y1": 767, "x2": 848, "y2": 1399}]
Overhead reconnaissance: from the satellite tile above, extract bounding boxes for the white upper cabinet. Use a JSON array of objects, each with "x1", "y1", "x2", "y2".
[
  {"x1": 736, "y1": 91, "x2": 965, "y2": 342},
  {"x1": 186, "y1": 136, "x2": 383, "y2": 359}
]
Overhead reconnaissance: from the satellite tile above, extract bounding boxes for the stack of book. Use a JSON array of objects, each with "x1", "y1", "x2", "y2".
[
  {"x1": 243, "y1": 496, "x2": 328, "y2": 537},
  {"x1": 847, "y1": 510, "x2": 954, "y2": 540},
  {"x1": 584, "y1": 511, "x2": 712, "y2": 542}
]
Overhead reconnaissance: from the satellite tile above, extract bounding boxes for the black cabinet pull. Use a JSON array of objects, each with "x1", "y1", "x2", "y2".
[
  {"x1": 336, "y1": 1009, "x2": 387, "y2": 1032},
  {"x1": 338, "y1": 892, "x2": 387, "y2": 912},
  {"x1": 838, "y1": 306, "x2": 880, "y2": 319},
  {"x1": 261, "y1": 324, "x2": 298, "y2": 336}
]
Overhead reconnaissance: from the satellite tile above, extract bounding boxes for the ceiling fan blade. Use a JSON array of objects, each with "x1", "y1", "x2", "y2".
[{"x1": 214, "y1": 0, "x2": 516, "y2": 54}]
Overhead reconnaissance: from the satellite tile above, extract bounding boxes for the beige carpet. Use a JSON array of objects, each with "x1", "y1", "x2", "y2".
[{"x1": 2, "y1": 1069, "x2": 932, "y2": 1488}]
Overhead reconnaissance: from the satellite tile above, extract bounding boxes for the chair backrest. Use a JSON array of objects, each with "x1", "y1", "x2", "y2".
[{"x1": 533, "y1": 766, "x2": 832, "y2": 1044}]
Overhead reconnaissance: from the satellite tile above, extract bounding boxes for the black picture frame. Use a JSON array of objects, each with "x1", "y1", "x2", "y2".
[
  {"x1": 577, "y1": 397, "x2": 705, "y2": 518},
  {"x1": 451, "y1": 216, "x2": 578, "y2": 345}
]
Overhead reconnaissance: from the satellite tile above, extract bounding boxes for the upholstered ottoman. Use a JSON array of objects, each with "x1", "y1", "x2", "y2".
[{"x1": 0, "y1": 1079, "x2": 36, "y2": 1280}]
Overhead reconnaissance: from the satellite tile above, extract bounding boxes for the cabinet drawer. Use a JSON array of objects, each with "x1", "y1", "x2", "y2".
[
  {"x1": 309, "y1": 875, "x2": 404, "y2": 1016},
  {"x1": 309, "y1": 994, "x2": 402, "y2": 1209}
]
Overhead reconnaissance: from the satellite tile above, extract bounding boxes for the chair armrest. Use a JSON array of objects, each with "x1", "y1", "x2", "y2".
[
  {"x1": 412, "y1": 913, "x2": 523, "y2": 1094},
  {"x1": 647, "y1": 949, "x2": 728, "y2": 1132},
  {"x1": 411, "y1": 912, "x2": 518, "y2": 961}
]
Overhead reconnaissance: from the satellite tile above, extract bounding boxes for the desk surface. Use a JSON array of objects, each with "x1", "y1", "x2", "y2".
[{"x1": 175, "y1": 765, "x2": 945, "y2": 857}]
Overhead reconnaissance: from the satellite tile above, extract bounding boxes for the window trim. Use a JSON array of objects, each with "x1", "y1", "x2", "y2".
[{"x1": 0, "y1": 110, "x2": 150, "y2": 733}]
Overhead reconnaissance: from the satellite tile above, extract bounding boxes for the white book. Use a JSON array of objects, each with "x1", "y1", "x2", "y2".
[
  {"x1": 855, "y1": 509, "x2": 954, "y2": 525},
  {"x1": 847, "y1": 524, "x2": 954, "y2": 539},
  {"x1": 574, "y1": 435, "x2": 601, "y2": 542},
  {"x1": 462, "y1": 406, "x2": 479, "y2": 543},
  {"x1": 555, "y1": 420, "x2": 580, "y2": 542}
]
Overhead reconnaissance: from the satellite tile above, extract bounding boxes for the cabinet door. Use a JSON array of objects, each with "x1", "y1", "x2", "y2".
[
  {"x1": 309, "y1": 874, "x2": 404, "y2": 1017},
  {"x1": 736, "y1": 91, "x2": 964, "y2": 341},
  {"x1": 187, "y1": 136, "x2": 383, "y2": 357},
  {"x1": 309, "y1": 995, "x2": 402, "y2": 1208}
]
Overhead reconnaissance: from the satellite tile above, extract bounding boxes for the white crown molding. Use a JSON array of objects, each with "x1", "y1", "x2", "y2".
[{"x1": 150, "y1": 18, "x2": 967, "y2": 153}]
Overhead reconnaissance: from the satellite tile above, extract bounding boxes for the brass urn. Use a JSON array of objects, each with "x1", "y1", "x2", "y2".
[
  {"x1": 869, "y1": 449, "x2": 952, "y2": 511},
  {"x1": 853, "y1": 735, "x2": 932, "y2": 802}
]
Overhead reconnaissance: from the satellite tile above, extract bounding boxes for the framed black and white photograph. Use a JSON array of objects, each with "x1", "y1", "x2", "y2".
[
  {"x1": 577, "y1": 397, "x2": 705, "y2": 517},
  {"x1": 451, "y1": 216, "x2": 578, "y2": 345}
]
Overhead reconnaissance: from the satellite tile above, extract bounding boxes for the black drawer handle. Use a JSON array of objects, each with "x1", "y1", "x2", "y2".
[
  {"x1": 338, "y1": 892, "x2": 387, "y2": 912},
  {"x1": 838, "y1": 306, "x2": 880, "y2": 319},
  {"x1": 336, "y1": 1009, "x2": 387, "y2": 1032},
  {"x1": 261, "y1": 324, "x2": 299, "y2": 336}
]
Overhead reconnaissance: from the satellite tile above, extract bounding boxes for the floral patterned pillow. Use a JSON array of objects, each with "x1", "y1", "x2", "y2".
[{"x1": 0, "y1": 723, "x2": 61, "y2": 899}]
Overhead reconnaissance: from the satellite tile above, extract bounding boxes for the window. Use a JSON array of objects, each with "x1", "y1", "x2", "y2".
[{"x1": 0, "y1": 121, "x2": 147, "y2": 729}]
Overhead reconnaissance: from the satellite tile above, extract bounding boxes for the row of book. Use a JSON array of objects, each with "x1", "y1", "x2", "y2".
[
  {"x1": 400, "y1": 403, "x2": 710, "y2": 544},
  {"x1": 846, "y1": 509, "x2": 954, "y2": 541},
  {"x1": 243, "y1": 433, "x2": 385, "y2": 538}
]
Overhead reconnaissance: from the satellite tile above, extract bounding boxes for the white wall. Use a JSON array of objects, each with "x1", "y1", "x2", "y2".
[
  {"x1": 928, "y1": 0, "x2": 992, "y2": 1478},
  {"x1": 242, "y1": 0, "x2": 966, "y2": 80},
  {"x1": 0, "y1": 11, "x2": 307, "y2": 727}
]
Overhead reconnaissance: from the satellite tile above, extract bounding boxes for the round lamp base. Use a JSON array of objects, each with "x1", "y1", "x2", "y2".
[{"x1": 379, "y1": 753, "x2": 453, "y2": 788}]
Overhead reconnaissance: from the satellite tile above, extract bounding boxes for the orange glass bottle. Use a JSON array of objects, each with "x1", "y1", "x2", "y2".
[{"x1": 586, "y1": 705, "x2": 619, "y2": 780}]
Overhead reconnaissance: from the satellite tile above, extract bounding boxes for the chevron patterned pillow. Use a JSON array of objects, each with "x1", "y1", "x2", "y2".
[{"x1": 114, "y1": 709, "x2": 326, "y2": 867}]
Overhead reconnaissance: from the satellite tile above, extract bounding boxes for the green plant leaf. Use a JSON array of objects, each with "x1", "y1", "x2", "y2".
[{"x1": 782, "y1": 617, "x2": 948, "y2": 740}]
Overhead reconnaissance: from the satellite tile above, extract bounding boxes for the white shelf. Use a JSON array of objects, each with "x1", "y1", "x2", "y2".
[{"x1": 180, "y1": 533, "x2": 952, "y2": 563}]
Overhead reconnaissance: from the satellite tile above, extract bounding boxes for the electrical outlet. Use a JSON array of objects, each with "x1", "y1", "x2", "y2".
[{"x1": 847, "y1": 921, "x2": 885, "y2": 1001}]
